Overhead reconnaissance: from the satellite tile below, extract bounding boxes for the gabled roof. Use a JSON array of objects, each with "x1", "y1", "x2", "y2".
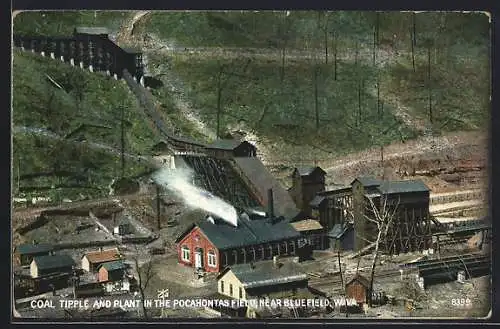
[
  {"x1": 351, "y1": 177, "x2": 381, "y2": 187},
  {"x1": 33, "y1": 254, "x2": 75, "y2": 270},
  {"x1": 15, "y1": 243, "x2": 54, "y2": 255},
  {"x1": 327, "y1": 223, "x2": 353, "y2": 239},
  {"x1": 233, "y1": 157, "x2": 300, "y2": 219},
  {"x1": 290, "y1": 219, "x2": 323, "y2": 232},
  {"x1": 220, "y1": 261, "x2": 308, "y2": 289},
  {"x1": 346, "y1": 274, "x2": 371, "y2": 288},
  {"x1": 376, "y1": 180, "x2": 430, "y2": 194},
  {"x1": 99, "y1": 260, "x2": 126, "y2": 272},
  {"x1": 83, "y1": 248, "x2": 121, "y2": 264},
  {"x1": 180, "y1": 214, "x2": 300, "y2": 250},
  {"x1": 206, "y1": 139, "x2": 253, "y2": 151},
  {"x1": 309, "y1": 195, "x2": 326, "y2": 208},
  {"x1": 294, "y1": 166, "x2": 326, "y2": 177},
  {"x1": 74, "y1": 27, "x2": 109, "y2": 35}
]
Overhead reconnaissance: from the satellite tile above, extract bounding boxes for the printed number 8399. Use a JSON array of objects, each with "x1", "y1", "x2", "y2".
[{"x1": 451, "y1": 298, "x2": 472, "y2": 308}]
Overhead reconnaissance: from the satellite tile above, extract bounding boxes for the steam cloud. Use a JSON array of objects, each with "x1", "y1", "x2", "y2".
[{"x1": 152, "y1": 161, "x2": 238, "y2": 227}]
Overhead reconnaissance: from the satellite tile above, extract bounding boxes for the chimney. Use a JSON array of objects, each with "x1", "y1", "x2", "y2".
[{"x1": 267, "y1": 189, "x2": 274, "y2": 219}]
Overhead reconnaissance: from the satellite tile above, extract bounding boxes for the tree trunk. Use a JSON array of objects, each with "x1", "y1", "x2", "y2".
[
  {"x1": 280, "y1": 11, "x2": 287, "y2": 82},
  {"x1": 410, "y1": 27, "x2": 416, "y2": 72},
  {"x1": 377, "y1": 78, "x2": 381, "y2": 115},
  {"x1": 333, "y1": 30, "x2": 338, "y2": 80},
  {"x1": 314, "y1": 66, "x2": 319, "y2": 129},
  {"x1": 427, "y1": 45, "x2": 432, "y2": 124},
  {"x1": 369, "y1": 229, "x2": 383, "y2": 307},
  {"x1": 216, "y1": 70, "x2": 223, "y2": 138},
  {"x1": 120, "y1": 106, "x2": 125, "y2": 178},
  {"x1": 324, "y1": 13, "x2": 329, "y2": 65},
  {"x1": 357, "y1": 79, "x2": 362, "y2": 126},
  {"x1": 412, "y1": 12, "x2": 417, "y2": 47}
]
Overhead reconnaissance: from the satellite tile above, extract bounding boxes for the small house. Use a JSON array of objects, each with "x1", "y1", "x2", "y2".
[
  {"x1": 327, "y1": 222, "x2": 354, "y2": 251},
  {"x1": 98, "y1": 260, "x2": 126, "y2": 283},
  {"x1": 30, "y1": 254, "x2": 75, "y2": 278},
  {"x1": 81, "y1": 248, "x2": 122, "y2": 272},
  {"x1": 14, "y1": 243, "x2": 54, "y2": 266},
  {"x1": 345, "y1": 274, "x2": 371, "y2": 305}
]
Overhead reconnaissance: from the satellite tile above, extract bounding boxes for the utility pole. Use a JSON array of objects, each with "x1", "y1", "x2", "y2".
[
  {"x1": 427, "y1": 44, "x2": 433, "y2": 124},
  {"x1": 156, "y1": 185, "x2": 161, "y2": 231}
]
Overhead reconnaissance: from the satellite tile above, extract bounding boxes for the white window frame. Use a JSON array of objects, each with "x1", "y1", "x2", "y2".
[
  {"x1": 207, "y1": 250, "x2": 217, "y2": 267},
  {"x1": 181, "y1": 246, "x2": 190, "y2": 262}
]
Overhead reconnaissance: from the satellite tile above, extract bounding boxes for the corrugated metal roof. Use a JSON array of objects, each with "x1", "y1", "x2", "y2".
[
  {"x1": 233, "y1": 157, "x2": 300, "y2": 219},
  {"x1": 33, "y1": 254, "x2": 75, "y2": 270},
  {"x1": 228, "y1": 261, "x2": 308, "y2": 289},
  {"x1": 99, "y1": 260, "x2": 126, "y2": 272},
  {"x1": 295, "y1": 166, "x2": 326, "y2": 177},
  {"x1": 83, "y1": 248, "x2": 121, "y2": 264},
  {"x1": 197, "y1": 215, "x2": 300, "y2": 250},
  {"x1": 15, "y1": 243, "x2": 54, "y2": 255},
  {"x1": 309, "y1": 195, "x2": 326, "y2": 208},
  {"x1": 327, "y1": 223, "x2": 352, "y2": 239},
  {"x1": 206, "y1": 139, "x2": 253, "y2": 151},
  {"x1": 351, "y1": 177, "x2": 381, "y2": 187},
  {"x1": 377, "y1": 180, "x2": 430, "y2": 194},
  {"x1": 74, "y1": 27, "x2": 109, "y2": 35},
  {"x1": 290, "y1": 219, "x2": 323, "y2": 231}
]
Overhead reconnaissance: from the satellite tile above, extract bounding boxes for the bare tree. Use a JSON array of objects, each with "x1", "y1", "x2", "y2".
[
  {"x1": 410, "y1": 13, "x2": 417, "y2": 72},
  {"x1": 131, "y1": 246, "x2": 156, "y2": 319},
  {"x1": 363, "y1": 194, "x2": 399, "y2": 306}
]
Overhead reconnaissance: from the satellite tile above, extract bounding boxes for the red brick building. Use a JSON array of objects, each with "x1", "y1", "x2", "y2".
[{"x1": 175, "y1": 199, "x2": 301, "y2": 273}]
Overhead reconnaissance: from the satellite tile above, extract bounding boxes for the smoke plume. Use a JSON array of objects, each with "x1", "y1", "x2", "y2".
[{"x1": 151, "y1": 161, "x2": 238, "y2": 227}]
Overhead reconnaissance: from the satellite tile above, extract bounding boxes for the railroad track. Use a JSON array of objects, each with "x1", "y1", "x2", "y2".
[{"x1": 308, "y1": 268, "x2": 401, "y2": 294}]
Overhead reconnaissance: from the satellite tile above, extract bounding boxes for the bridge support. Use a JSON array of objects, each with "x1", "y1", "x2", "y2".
[
  {"x1": 60, "y1": 56, "x2": 65, "y2": 62},
  {"x1": 140, "y1": 76, "x2": 145, "y2": 86},
  {"x1": 106, "y1": 70, "x2": 111, "y2": 76},
  {"x1": 21, "y1": 46, "x2": 25, "y2": 51},
  {"x1": 70, "y1": 58, "x2": 75, "y2": 66},
  {"x1": 114, "y1": 74, "x2": 118, "y2": 80},
  {"x1": 41, "y1": 51, "x2": 45, "y2": 57},
  {"x1": 50, "y1": 52, "x2": 55, "y2": 59},
  {"x1": 89, "y1": 65, "x2": 94, "y2": 73},
  {"x1": 79, "y1": 62, "x2": 84, "y2": 69}
]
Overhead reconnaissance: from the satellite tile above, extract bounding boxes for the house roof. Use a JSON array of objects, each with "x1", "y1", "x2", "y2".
[
  {"x1": 220, "y1": 261, "x2": 308, "y2": 289},
  {"x1": 15, "y1": 243, "x2": 54, "y2": 255},
  {"x1": 309, "y1": 195, "x2": 326, "y2": 208},
  {"x1": 327, "y1": 223, "x2": 352, "y2": 239},
  {"x1": 121, "y1": 47, "x2": 141, "y2": 54},
  {"x1": 351, "y1": 177, "x2": 381, "y2": 187},
  {"x1": 99, "y1": 260, "x2": 126, "y2": 272},
  {"x1": 178, "y1": 214, "x2": 301, "y2": 250},
  {"x1": 376, "y1": 180, "x2": 430, "y2": 194},
  {"x1": 83, "y1": 248, "x2": 121, "y2": 264},
  {"x1": 346, "y1": 274, "x2": 371, "y2": 288},
  {"x1": 294, "y1": 166, "x2": 326, "y2": 177},
  {"x1": 33, "y1": 254, "x2": 75, "y2": 270},
  {"x1": 74, "y1": 27, "x2": 109, "y2": 35},
  {"x1": 233, "y1": 157, "x2": 300, "y2": 219},
  {"x1": 206, "y1": 139, "x2": 254, "y2": 151},
  {"x1": 290, "y1": 219, "x2": 323, "y2": 232}
]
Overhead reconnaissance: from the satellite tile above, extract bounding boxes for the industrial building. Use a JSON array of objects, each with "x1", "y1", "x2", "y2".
[
  {"x1": 14, "y1": 243, "x2": 54, "y2": 266},
  {"x1": 30, "y1": 254, "x2": 75, "y2": 278},
  {"x1": 81, "y1": 248, "x2": 122, "y2": 272},
  {"x1": 175, "y1": 190, "x2": 302, "y2": 273}
]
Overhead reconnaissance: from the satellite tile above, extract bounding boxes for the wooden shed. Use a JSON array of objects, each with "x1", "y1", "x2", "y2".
[
  {"x1": 345, "y1": 274, "x2": 371, "y2": 305},
  {"x1": 81, "y1": 248, "x2": 122, "y2": 272}
]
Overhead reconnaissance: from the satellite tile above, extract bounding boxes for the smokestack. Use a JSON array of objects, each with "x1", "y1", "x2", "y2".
[{"x1": 267, "y1": 189, "x2": 274, "y2": 219}]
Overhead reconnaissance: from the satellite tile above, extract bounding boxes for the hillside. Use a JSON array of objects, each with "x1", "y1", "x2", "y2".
[
  {"x1": 12, "y1": 11, "x2": 490, "y2": 195},
  {"x1": 12, "y1": 50, "x2": 155, "y2": 201}
]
